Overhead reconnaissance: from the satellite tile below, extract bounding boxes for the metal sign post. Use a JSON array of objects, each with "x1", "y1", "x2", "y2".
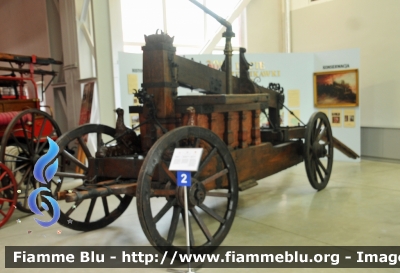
[
  {"x1": 177, "y1": 171, "x2": 194, "y2": 273},
  {"x1": 169, "y1": 148, "x2": 203, "y2": 273}
]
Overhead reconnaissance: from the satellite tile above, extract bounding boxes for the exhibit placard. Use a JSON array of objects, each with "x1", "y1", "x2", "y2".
[
  {"x1": 169, "y1": 148, "x2": 203, "y2": 172},
  {"x1": 344, "y1": 109, "x2": 356, "y2": 128},
  {"x1": 331, "y1": 109, "x2": 342, "y2": 127}
]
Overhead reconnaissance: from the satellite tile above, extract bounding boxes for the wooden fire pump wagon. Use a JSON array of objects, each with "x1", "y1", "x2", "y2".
[
  {"x1": 0, "y1": 53, "x2": 62, "y2": 227},
  {"x1": 49, "y1": 0, "x2": 358, "y2": 255}
]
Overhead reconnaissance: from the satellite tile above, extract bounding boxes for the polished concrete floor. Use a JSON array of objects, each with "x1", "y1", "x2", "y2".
[{"x1": 1, "y1": 159, "x2": 400, "y2": 272}]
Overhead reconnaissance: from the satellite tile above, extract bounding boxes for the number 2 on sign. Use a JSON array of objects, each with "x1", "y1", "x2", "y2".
[
  {"x1": 181, "y1": 173, "x2": 187, "y2": 183},
  {"x1": 177, "y1": 171, "x2": 191, "y2": 186}
]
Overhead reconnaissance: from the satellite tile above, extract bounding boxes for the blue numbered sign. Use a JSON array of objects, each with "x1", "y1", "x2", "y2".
[{"x1": 177, "y1": 171, "x2": 191, "y2": 187}]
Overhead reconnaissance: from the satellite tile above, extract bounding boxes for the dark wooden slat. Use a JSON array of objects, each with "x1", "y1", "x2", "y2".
[
  {"x1": 63, "y1": 183, "x2": 137, "y2": 202},
  {"x1": 0, "y1": 66, "x2": 57, "y2": 76},
  {"x1": 87, "y1": 157, "x2": 143, "y2": 179},
  {"x1": 176, "y1": 102, "x2": 268, "y2": 114},
  {"x1": 102, "y1": 197, "x2": 110, "y2": 216},
  {"x1": 206, "y1": 191, "x2": 231, "y2": 198},
  {"x1": 153, "y1": 199, "x2": 176, "y2": 223},
  {"x1": 0, "y1": 53, "x2": 62, "y2": 65},
  {"x1": 198, "y1": 204, "x2": 225, "y2": 224},
  {"x1": 174, "y1": 55, "x2": 238, "y2": 94},
  {"x1": 232, "y1": 141, "x2": 304, "y2": 184},
  {"x1": 190, "y1": 208, "x2": 213, "y2": 242},
  {"x1": 0, "y1": 99, "x2": 37, "y2": 113},
  {"x1": 62, "y1": 149, "x2": 88, "y2": 171},
  {"x1": 321, "y1": 134, "x2": 359, "y2": 159},
  {"x1": 167, "y1": 206, "x2": 181, "y2": 244},
  {"x1": 194, "y1": 147, "x2": 217, "y2": 179},
  {"x1": 176, "y1": 94, "x2": 269, "y2": 105},
  {"x1": 85, "y1": 198, "x2": 97, "y2": 223}
]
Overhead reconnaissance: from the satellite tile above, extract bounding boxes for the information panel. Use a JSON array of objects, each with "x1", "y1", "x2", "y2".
[{"x1": 169, "y1": 148, "x2": 203, "y2": 172}]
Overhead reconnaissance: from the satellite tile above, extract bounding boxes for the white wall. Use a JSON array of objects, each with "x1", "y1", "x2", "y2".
[
  {"x1": 0, "y1": 0, "x2": 50, "y2": 56},
  {"x1": 313, "y1": 49, "x2": 361, "y2": 161},
  {"x1": 246, "y1": 0, "x2": 283, "y2": 53},
  {"x1": 291, "y1": 0, "x2": 334, "y2": 11},
  {"x1": 291, "y1": 0, "x2": 400, "y2": 128},
  {"x1": 247, "y1": 0, "x2": 400, "y2": 128},
  {"x1": 245, "y1": 0, "x2": 400, "y2": 161},
  {"x1": 0, "y1": 0, "x2": 55, "y2": 114}
]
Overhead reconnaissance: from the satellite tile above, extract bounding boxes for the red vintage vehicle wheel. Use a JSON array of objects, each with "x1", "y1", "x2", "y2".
[
  {"x1": 0, "y1": 162, "x2": 17, "y2": 228},
  {"x1": 0, "y1": 108, "x2": 62, "y2": 213},
  {"x1": 136, "y1": 126, "x2": 238, "y2": 255}
]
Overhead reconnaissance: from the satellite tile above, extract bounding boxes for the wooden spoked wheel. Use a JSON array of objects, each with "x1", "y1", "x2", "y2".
[
  {"x1": 304, "y1": 112, "x2": 334, "y2": 190},
  {"x1": 137, "y1": 126, "x2": 238, "y2": 255},
  {"x1": 48, "y1": 124, "x2": 133, "y2": 231},
  {"x1": 0, "y1": 108, "x2": 62, "y2": 213},
  {"x1": 0, "y1": 162, "x2": 17, "y2": 227}
]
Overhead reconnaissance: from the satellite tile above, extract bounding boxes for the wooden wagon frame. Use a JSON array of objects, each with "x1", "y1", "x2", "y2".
[{"x1": 43, "y1": 0, "x2": 358, "y2": 255}]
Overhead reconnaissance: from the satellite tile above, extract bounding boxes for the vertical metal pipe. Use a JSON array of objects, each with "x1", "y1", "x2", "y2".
[
  {"x1": 284, "y1": 0, "x2": 291, "y2": 53},
  {"x1": 162, "y1": 0, "x2": 168, "y2": 33},
  {"x1": 188, "y1": 0, "x2": 234, "y2": 94},
  {"x1": 184, "y1": 188, "x2": 193, "y2": 272},
  {"x1": 223, "y1": 30, "x2": 233, "y2": 94}
]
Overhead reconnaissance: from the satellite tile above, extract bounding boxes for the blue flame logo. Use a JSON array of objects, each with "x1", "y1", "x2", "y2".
[{"x1": 28, "y1": 137, "x2": 60, "y2": 228}]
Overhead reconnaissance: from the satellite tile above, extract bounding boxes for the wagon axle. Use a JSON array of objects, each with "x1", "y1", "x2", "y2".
[
  {"x1": 57, "y1": 180, "x2": 137, "y2": 203},
  {"x1": 176, "y1": 179, "x2": 207, "y2": 208},
  {"x1": 312, "y1": 141, "x2": 328, "y2": 158}
]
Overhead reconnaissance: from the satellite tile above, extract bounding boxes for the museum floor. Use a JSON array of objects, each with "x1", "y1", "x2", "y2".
[{"x1": 1, "y1": 159, "x2": 400, "y2": 273}]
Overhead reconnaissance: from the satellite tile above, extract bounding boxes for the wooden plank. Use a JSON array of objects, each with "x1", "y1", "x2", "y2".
[
  {"x1": 78, "y1": 82, "x2": 94, "y2": 125},
  {"x1": 251, "y1": 109, "x2": 261, "y2": 145},
  {"x1": 210, "y1": 113, "x2": 225, "y2": 141},
  {"x1": 175, "y1": 55, "x2": 240, "y2": 94},
  {"x1": 0, "y1": 66, "x2": 56, "y2": 76},
  {"x1": 325, "y1": 135, "x2": 360, "y2": 159},
  {"x1": 176, "y1": 102, "x2": 268, "y2": 114},
  {"x1": 64, "y1": 182, "x2": 137, "y2": 202},
  {"x1": 239, "y1": 111, "x2": 252, "y2": 148},
  {"x1": 286, "y1": 127, "x2": 306, "y2": 140},
  {"x1": 232, "y1": 141, "x2": 304, "y2": 184},
  {"x1": 175, "y1": 56, "x2": 280, "y2": 108},
  {"x1": 140, "y1": 44, "x2": 178, "y2": 150},
  {"x1": 176, "y1": 94, "x2": 269, "y2": 105},
  {"x1": 224, "y1": 112, "x2": 239, "y2": 149},
  {"x1": 87, "y1": 157, "x2": 143, "y2": 179},
  {"x1": 0, "y1": 53, "x2": 63, "y2": 65},
  {"x1": 75, "y1": 82, "x2": 94, "y2": 173},
  {"x1": 260, "y1": 129, "x2": 281, "y2": 142},
  {"x1": 261, "y1": 127, "x2": 307, "y2": 142},
  {"x1": 0, "y1": 99, "x2": 37, "y2": 113}
]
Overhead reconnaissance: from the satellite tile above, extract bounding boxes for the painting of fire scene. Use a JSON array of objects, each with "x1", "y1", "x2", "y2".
[{"x1": 314, "y1": 69, "x2": 359, "y2": 107}]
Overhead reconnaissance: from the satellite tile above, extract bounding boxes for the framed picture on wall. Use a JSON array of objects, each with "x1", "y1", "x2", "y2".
[{"x1": 313, "y1": 69, "x2": 359, "y2": 107}]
